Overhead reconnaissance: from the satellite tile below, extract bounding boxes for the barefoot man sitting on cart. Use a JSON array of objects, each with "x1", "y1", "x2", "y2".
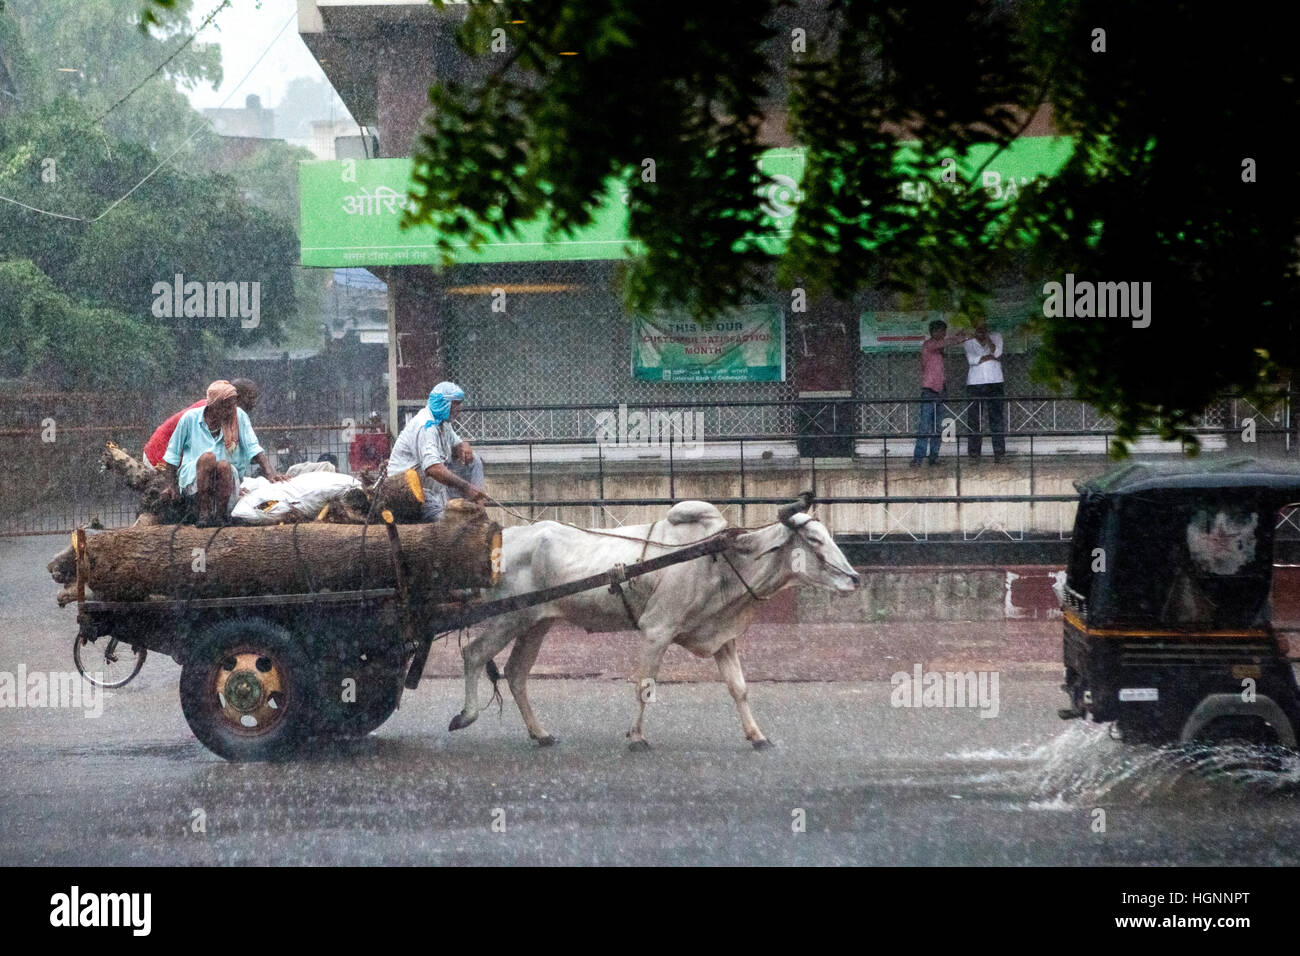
[
  {"x1": 386, "y1": 381, "x2": 488, "y2": 520},
  {"x1": 158, "y1": 380, "x2": 285, "y2": 526}
]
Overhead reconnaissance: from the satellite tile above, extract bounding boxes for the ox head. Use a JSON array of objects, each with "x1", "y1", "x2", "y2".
[{"x1": 741, "y1": 492, "x2": 860, "y2": 593}]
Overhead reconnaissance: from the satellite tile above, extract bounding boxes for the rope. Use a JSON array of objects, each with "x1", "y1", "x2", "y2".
[
  {"x1": 290, "y1": 521, "x2": 320, "y2": 594},
  {"x1": 356, "y1": 461, "x2": 392, "y2": 595},
  {"x1": 638, "y1": 521, "x2": 658, "y2": 564},
  {"x1": 179, "y1": 522, "x2": 227, "y2": 619},
  {"x1": 480, "y1": 491, "x2": 751, "y2": 547},
  {"x1": 722, "y1": 551, "x2": 774, "y2": 602}
]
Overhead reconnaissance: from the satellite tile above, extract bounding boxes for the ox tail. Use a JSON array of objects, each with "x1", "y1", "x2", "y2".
[{"x1": 486, "y1": 658, "x2": 504, "y2": 714}]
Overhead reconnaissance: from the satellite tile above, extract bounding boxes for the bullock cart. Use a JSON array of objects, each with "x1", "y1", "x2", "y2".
[{"x1": 63, "y1": 511, "x2": 743, "y2": 761}]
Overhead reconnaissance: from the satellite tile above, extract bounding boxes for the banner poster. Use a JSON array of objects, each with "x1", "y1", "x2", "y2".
[{"x1": 632, "y1": 307, "x2": 785, "y2": 382}]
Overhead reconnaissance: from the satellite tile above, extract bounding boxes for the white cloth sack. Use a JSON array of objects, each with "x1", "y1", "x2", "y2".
[{"x1": 232, "y1": 472, "x2": 363, "y2": 525}]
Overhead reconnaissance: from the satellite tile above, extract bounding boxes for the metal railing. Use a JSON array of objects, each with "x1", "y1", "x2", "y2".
[
  {"x1": 442, "y1": 393, "x2": 1289, "y2": 444},
  {"x1": 3, "y1": 391, "x2": 1292, "y2": 537}
]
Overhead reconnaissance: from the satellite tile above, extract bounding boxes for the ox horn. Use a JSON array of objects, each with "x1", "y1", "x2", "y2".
[{"x1": 777, "y1": 491, "x2": 815, "y2": 526}]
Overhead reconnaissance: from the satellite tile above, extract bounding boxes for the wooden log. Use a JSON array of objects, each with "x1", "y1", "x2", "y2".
[
  {"x1": 315, "y1": 488, "x2": 373, "y2": 524},
  {"x1": 70, "y1": 508, "x2": 502, "y2": 602},
  {"x1": 372, "y1": 468, "x2": 427, "y2": 523},
  {"x1": 101, "y1": 441, "x2": 154, "y2": 491},
  {"x1": 48, "y1": 533, "x2": 78, "y2": 585},
  {"x1": 100, "y1": 442, "x2": 189, "y2": 524}
]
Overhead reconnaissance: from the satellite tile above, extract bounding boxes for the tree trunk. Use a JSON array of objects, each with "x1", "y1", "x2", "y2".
[
  {"x1": 102, "y1": 441, "x2": 155, "y2": 490},
  {"x1": 371, "y1": 468, "x2": 428, "y2": 523},
  {"x1": 101, "y1": 442, "x2": 188, "y2": 523},
  {"x1": 69, "y1": 507, "x2": 501, "y2": 602}
]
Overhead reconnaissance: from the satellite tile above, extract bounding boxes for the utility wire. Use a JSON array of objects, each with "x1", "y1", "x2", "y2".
[
  {"x1": 0, "y1": 8, "x2": 296, "y2": 223},
  {"x1": 93, "y1": 0, "x2": 233, "y2": 125}
]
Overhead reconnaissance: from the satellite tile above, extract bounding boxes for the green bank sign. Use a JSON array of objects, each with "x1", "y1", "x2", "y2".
[{"x1": 299, "y1": 139, "x2": 1072, "y2": 268}]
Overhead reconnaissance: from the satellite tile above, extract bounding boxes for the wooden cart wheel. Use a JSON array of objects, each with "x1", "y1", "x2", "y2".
[{"x1": 180, "y1": 617, "x2": 317, "y2": 761}]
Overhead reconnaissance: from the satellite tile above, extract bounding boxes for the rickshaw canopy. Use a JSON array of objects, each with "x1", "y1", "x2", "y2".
[{"x1": 1067, "y1": 458, "x2": 1300, "y2": 630}]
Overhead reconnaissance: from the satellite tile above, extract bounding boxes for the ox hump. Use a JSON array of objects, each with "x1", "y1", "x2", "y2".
[{"x1": 665, "y1": 500, "x2": 726, "y2": 529}]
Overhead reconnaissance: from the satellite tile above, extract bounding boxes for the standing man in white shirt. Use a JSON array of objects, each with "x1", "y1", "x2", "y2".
[
  {"x1": 963, "y1": 320, "x2": 1006, "y2": 462},
  {"x1": 386, "y1": 381, "x2": 488, "y2": 520}
]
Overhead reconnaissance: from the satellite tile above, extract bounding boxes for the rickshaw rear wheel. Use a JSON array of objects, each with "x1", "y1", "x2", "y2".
[
  {"x1": 180, "y1": 617, "x2": 317, "y2": 762},
  {"x1": 1189, "y1": 715, "x2": 1281, "y2": 747}
]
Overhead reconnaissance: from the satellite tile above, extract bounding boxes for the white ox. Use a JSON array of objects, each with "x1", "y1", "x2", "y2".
[{"x1": 448, "y1": 496, "x2": 860, "y2": 750}]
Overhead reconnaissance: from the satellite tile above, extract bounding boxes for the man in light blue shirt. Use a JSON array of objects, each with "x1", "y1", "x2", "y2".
[{"x1": 159, "y1": 380, "x2": 284, "y2": 525}]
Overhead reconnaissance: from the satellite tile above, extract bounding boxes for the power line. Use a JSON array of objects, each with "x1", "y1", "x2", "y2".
[
  {"x1": 0, "y1": 8, "x2": 297, "y2": 224},
  {"x1": 93, "y1": 0, "x2": 233, "y2": 126}
]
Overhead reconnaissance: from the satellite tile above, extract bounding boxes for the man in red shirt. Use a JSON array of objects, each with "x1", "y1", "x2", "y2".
[
  {"x1": 143, "y1": 378, "x2": 261, "y2": 468},
  {"x1": 911, "y1": 320, "x2": 970, "y2": 466}
]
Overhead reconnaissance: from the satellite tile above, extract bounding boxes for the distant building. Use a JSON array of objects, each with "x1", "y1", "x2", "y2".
[
  {"x1": 327, "y1": 268, "x2": 388, "y2": 345},
  {"x1": 203, "y1": 93, "x2": 275, "y2": 139},
  {"x1": 308, "y1": 119, "x2": 376, "y2": 160}
]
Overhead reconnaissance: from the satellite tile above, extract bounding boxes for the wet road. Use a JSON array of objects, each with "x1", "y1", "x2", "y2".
[{"x1": 4, "y1": 535, "x2": 1300, "y2": 866}]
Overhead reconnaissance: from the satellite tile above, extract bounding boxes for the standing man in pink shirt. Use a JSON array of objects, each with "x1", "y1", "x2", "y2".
[{"x1": 911, "y1": 319, "x2": 970, "y2": 467}]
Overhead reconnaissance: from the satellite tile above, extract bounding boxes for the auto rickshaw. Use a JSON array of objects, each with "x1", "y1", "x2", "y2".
[{"x1": 1059, "y1": 457, "x2": 1300, "y2": 746}]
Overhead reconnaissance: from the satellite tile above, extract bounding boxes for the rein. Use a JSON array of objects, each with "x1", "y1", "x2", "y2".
[{"x1": 721, "y1": 550, "x2": 774, "y2": 602}]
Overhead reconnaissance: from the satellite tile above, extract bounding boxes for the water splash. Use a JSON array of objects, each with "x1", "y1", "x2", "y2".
[
  {"x1": 1025, "y1": 723, "x2": 1300, "y2": 806},
  {"x1": 945, "y1": 721, "x2": 1300, "y2": 806}
]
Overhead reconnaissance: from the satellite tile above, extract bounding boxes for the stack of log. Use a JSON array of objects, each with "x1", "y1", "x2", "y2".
[
  {"x1": 319, "y1": 467, "x2": 429, "y2": 524},
  {"x1": 48, "y1": 444, "x2": 500, "y2": 604},
  {"x1": 49, "y1": 502, "x2": 501, "y2": 604}
]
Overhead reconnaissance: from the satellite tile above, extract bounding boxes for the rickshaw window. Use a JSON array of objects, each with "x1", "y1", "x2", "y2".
[{"x1": 1095, "y1": 492, "x2": 1273, "y2": 628}]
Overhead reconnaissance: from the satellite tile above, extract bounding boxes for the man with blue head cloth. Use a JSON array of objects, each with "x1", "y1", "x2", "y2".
[{"x1": 386, "y1": 380, "x2": 487, "y2": 520}]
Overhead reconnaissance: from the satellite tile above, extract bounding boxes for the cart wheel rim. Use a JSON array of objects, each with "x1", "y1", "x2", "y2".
[
  {"x1": 73, "y1": 634, "x2": 146, "y2": 688},
  {"x1": 214, "y1": 651, "x2": 289, "y2": 735}
]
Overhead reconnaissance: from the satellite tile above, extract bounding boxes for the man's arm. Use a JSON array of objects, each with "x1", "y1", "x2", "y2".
[
  {"x1": 159, "y1": 413, "x2": 188, "y2": 500},
  {"x1": 158, "y1": 461, "x2": 180, "y2": 501},
  {"x1": 977, "y1": 334, "x2": 1003, "y2": 364},
  {"x1": 253, "y1": 451, "x2": 287, "y2": 482},
  {"x1": 425, "y1": 462, "x2": 487, "y2": 502}
]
